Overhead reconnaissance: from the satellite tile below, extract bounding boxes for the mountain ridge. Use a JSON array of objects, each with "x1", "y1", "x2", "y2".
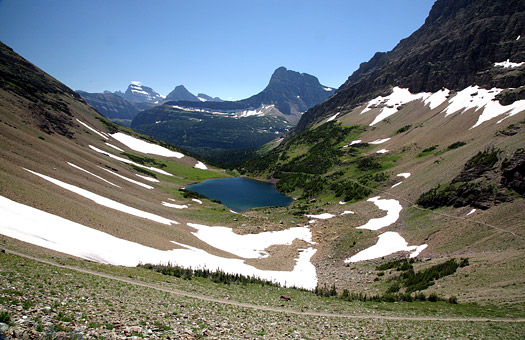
[{"x1": 295, "y1": 0, "x2": 525, "y2": 132}]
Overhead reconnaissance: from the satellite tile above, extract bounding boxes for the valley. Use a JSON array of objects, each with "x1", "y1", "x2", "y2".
[{"x1": 0, "y1": 0, "x2": 524, "y2": 338}]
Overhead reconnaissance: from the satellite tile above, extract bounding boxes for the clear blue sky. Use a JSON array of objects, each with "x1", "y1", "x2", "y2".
[{"x1": 0, "y1": 0, "x2": 435, "y2": 100}]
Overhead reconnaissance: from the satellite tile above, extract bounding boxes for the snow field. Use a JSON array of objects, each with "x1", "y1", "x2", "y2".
[
  {"x1": 24, "y1": 168, "x2": 179, "y2": 225},
  {"x1": 187, "y1": 223, "x2": 314, "y2": 259},
  {"x1": 89, "y1": 145, "x2": 173, "y2": 176},
  {"x1": 0, "y1": 195, "x2": 317, "y2": 289},
  {"x1": 356, "y1": 196, "x2": 402, "y2": 231},
  {"x1": 98, "y1": 166, "x2": 154, "y2": 189},
  {"x1": 345, "y1": 232, "x2": 427, "y2": 263},
  {"x1": 110, "y1": 132, "x2": 184, "y2": 158}
]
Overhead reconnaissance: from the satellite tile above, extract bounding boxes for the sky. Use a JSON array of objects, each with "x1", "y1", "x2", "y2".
[{"x1": 0, "y1": 0, "x2": 435, "y2": 100}]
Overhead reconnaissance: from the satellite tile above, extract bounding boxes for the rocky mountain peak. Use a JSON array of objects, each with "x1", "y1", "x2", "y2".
[{"x1": 121, "y1": 82, "x2": 164, "y2": 103}]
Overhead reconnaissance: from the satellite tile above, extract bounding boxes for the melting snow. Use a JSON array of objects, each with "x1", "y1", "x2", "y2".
[
  {"x1": 345, "y1": 232, "x2": 427, "y2": 263},
  {"x1": 362, "y1": 87, "x2": 431, "y2": 126},
  {"x1": 105, "y1": 143, "x2": 124, "y2": 152},
  {"x1": 89, "y1": 145, "x2": 173, "y2": 176},
  {"x1": 188, "y1": 223, "x2": 313, "y2": 259},
  {"x1": 192, "y1": 198, "x2": 203, "y2": 204},
  {"x1": 0, "y1": 195, "x2": 317, "y2": 289},
  {"x1": 466, "y1": 209, "x2": 476, "y2": 216},
  {"x1": 24, "y1": 168, "x2": 178, "y2": 225},
  {"x1": 76, "y1": 119, "x2": 109, "y2": 140},
  {"x1": 98, "y1": 166, "x2": 154, "y2": 190},
  {"x1": 306, "y1": 213, "x2": 335, "y2": 220},
  {"x1": 369, "y1": 138, "x2": 390, "y2": 145},
  {"x1": 135, "y1": 174, "x2": 160, "y2": 183},
  {"x1": 391, "y1": 182, "x2": 402, "y2": 188},
  {"x1": 341, "y1": 211, "x2": 354, "y2": 216},
  {"x1": 356, "y1": 197, "x2": 402, "y2": 231},
  {"x1": 162, "y1": 202, "x2": 188, "y2": 209},
  {"x1": 194, "y1": 161, "x2": 207, "y2": 170},
  {"x1": 327, "y1": 112, "x2": 340, "y2": 122},
  {"x1": 444, "y1": 86, "x2": 525, "y2": 128},
  {"x1": 423, "y1": 88, "x2": 450, "y2": 110},
  {"x1": 376, "y1": 149, "x2": 389, "y2": 154},
  {"x1": 397, "y1": 173, "x2": 411, "y2": 179},
  {"x1": 339, "y1": 201, "x2": 346, "y2": 205},
  {"x1": 494, "y1": 59, "x2": 524, "y2": 68},
  {"x1": 68, "y1": 162, "x2": 120, "y2": 188},
  {"x1": 111, "y1": 132, "x2": 184, "y2": 159}
]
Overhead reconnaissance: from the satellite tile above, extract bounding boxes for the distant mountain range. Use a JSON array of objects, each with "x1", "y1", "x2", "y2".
[
  {"x1": 165, "y1": 85, "x2": 223, "y2": 102},
  {"x1": 78, "y1": 83, "x2": 223, "y2": 126},
  {"x1": 128, "y1": 67, "x2": 335, "y2": 163},
  {"x1": 163, "y1": 67, "x2": 335, "y2": 124},
  {"x1": 78, "y1": 67, "x2": 335, "y2": 162}
]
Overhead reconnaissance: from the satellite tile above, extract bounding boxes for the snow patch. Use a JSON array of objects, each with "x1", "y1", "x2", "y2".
[
  {"x1": 444, "y1": 86, "x2": 525, "y2": 128},
  {"x1": 369, "y1": 138, "x2": 390, "y2": 145},
  {"x1": 188, "y1": 223, "x2": 313, "y2": 259},
  {"x1": 466, "y1": 209, "x2": 476, "y2": 216},
  {"x1": 341, "y1": 211, "x2": 354, "y2": 216},
  {"x1": 397, "y1": 173, "x2": 411, "y2": 179},
  {"x1": 323, "y1": 87, "x2": 333, "y2": 91},
  {"x1": 24, "y1": 168, "x2": 178, "y2": 225},
  {"x1": 494, "y1": 59, "x2": 524, "y2": 68},
  {"x1": 305, "y1": 213, "x2": 335, "y2": 220},
  {"x1": 194, "y1": 161, "x2": 207, "y2": 170},
  {"x1": 111, "y1": 132, "x2": 184, "y2": 159},
  {"x1": 162, "y1": 202, "x2": 188, "y2": 209},
  {"x1": 135, "y1": 174, "x2": 160, "y2": 183},
  {"x1": 362, "y1": 87, "x2": 431, "y2": 126},
  {"x1": 89, "y1": 145, "x2": 173, "y2": 176},
  {"x1": 105, "y1": 143, "x2": 124, "y2": 152},
  {"x1": 376, "y1": 149, "x2": 389, "y2": 154},
  {"x1": 98, "y1": 166, "x2": 154, "y2": 189},
  {"x1": 356, "y1": 197, "x2": 402, "y2": 231},
  {"x1": 327, "y1": 112, "x2": 340, "y2": 122},
  {"x1": 68, "y1": 162, "x2": 120, "y2": 188},
  {"x1": 0, "y1": 195, "x2": 317, "y2": 289},
  {"x1": 423, "y1": 88, "x2": 450, "y2": 110},
  {"x1": 345, "y1": 232, "x2": 426, "y2": 263},
  {"x1": 76, "y1": 119, "x2": 109, "y2": 140},
  {"x1": 192, "y1": 199, "x2": 203, "y2": 204}
]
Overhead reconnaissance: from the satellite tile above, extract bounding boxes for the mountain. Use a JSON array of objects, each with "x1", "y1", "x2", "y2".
[
  {"x1": 240, "y1": 0, "x2": 525, "y2": 305},
  {"x1": 1, "y1": 0, "x2": 525, "y2": 335},
  {"x1": 165, "y1": 85, "x2": 199, "y2": 102},
  {"x1": 164, "y1": 67, "x2": 335, "y2": 124},
  {"x1": 116, "y1": 81, "x2": 165, "y2": 103},
  {"x1": 296, "y1": 0, "x2": 525, "y2": 132},
  {"x1": 130, "y1": 67, "x2": 334, "y2": 164},
  {"x1": 76, "y1": 90, "x2": 143, "y2": 126},
  {"x1": 197, "y1": 93, "x2": 224, "y2": 102}
]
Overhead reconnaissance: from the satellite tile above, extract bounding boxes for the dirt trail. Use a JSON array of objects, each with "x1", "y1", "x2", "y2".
[{"x1": 6, "y1": 249, "x2": 524, "y2": 324}]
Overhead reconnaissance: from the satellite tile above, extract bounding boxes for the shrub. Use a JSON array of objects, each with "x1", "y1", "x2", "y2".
[
  {"x1": 448, "y1": 295, "x2": 458, "y2": 304},
  {"x1": 395, "y1": 125, "x2": 412, "y2": 134},
  {"x1": 0, "y1": 311, "x2": 10, "y2": 323},
  {"x1": 447, "y1": 141, "x2": 466, "y2": 150},
  {"x1": 428, "y1": 293, "x2": 439, "y2": 302}
]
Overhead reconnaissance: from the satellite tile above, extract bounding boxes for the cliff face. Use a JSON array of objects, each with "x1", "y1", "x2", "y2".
[{"x1": 296, "y1": 0, "x2": 525, "y2": 132}]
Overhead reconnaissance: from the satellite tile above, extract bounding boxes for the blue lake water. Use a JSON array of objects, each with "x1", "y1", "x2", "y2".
[{"x1": 186, "y1": 177, "x2": 293, "y2": 212}]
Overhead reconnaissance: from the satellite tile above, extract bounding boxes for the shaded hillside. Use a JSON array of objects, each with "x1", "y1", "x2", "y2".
[
  {"x1": 297, "y1": 0, "x2": 525, "y2": 132},
  {"x1": 77, "y1": 91, "x2": 142, "y2": 126}
]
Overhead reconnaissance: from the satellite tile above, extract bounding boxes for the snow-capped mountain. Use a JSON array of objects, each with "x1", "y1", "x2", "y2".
[{"x1": 117, "y1": 81, "x2": 165, "y2": 103}]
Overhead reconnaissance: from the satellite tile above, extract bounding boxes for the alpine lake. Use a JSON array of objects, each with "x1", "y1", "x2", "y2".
[{"x1": 186, "y1": 177, "x2": 293, "y2": 212}]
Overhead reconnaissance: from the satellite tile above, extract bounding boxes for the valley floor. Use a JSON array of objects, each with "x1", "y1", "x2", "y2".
[{"x1": 0, "y1": 246, "x2": 523, "y2": 340}]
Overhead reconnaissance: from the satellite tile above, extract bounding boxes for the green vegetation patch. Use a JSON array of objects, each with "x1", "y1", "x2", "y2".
[
  {"x1": 417, "y1": 147, "x2": 515, "y2": 210},
  {"x1": 138, "y1": 263, "x2": 281, "y2": 288}
]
